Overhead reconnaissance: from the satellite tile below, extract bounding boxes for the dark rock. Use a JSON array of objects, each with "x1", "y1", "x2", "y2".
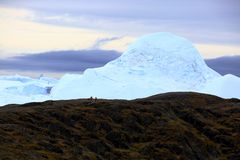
[
  {"x1": 106, "y1": 131, "x2": 129, "y2": 148},
  {"x1": 86, "y1": 140, "x2": 110, "y2": 155},
  {"x1": 38, "y1": 142, "x2": 63, "y2": 153}
]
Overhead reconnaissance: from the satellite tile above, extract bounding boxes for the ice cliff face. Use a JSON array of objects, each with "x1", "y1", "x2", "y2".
[
  {"x1": 0, "y1": 75, "x2": 57, "y2": 106},
  {"x1": 51, "y1": 33, "x2": 221, "y2": 100}
]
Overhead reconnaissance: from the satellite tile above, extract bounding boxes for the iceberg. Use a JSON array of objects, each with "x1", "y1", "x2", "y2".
[
  {"x1": 0, "y1": 32, "x2": 239, "y2": 106},
  {"x1": 51, "y1": 33, "x2": 225, "y2": 100},
  {"x1": 0, "y1": 75, "x2": 57, "y2": 106}
]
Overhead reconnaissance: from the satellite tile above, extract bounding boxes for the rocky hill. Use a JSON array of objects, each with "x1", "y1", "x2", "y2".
[{"x1": 0, "y1": 92, "x2": 239, "y2": 160}]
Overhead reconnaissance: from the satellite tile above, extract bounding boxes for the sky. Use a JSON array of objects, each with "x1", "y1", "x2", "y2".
[{"x1": 0, "y1": 0, "x2": 239, "y2": 77}]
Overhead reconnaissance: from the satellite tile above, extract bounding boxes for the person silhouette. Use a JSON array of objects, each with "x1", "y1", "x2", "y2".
[{"x1": 89, "y1": 96, "x2": 93, "y2": 103}]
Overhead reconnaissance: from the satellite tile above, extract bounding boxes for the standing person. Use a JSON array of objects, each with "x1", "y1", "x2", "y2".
[{"x1": 94, "y1": 97, "x2": 97, "y2": 103}]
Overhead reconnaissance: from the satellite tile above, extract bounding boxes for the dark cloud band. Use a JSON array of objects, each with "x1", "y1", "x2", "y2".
[
  {"x1": 206, "y1": 56, "x2": 240, "y2": 77},
  {"x1": 0, "y1": 50, "x2": 239, "y2": 77},
  {"x1": 0, "y1": 50, "x2": 120, "y2": 72}
]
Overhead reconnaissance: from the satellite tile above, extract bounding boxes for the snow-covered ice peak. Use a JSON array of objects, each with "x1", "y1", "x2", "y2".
[
  {"x1": 105, "y1": 32, "x2": 220, "y2": 85},
  {"x1": 111, "y1": 32, "x2": 203, "y2": 67}
]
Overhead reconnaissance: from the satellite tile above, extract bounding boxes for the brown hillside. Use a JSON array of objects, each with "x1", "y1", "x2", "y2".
[{"x1": 0, "y1": 92, "x2": 239, "y2": 160}]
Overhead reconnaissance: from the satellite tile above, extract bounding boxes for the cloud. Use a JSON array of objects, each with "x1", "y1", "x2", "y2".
[
  {"x1": 2, "y1": 0, "x2": 240, "y2": 20},
  {"x1": 0, "y1": 6, "x2": 35, "y2": 20},
  {"x1": 0, "y1": 50, "x2": 120, "y2": 72},
  {"x1": 1, "y1": 0, "x2": 240, "y2": 45},
  {"x1": 196, "y1": 44, "x2": 240, "y2": 58},
  {"x1": 1, "y1": 48, "x2": 239, "y2": 78},
  {"x1": 0, "y1": 4, "x2": 240, "y2": 58},
  {"x1": 91, "y1": 37, "x2": 121, "y2": 50},
  {"x1": 206, "y1": 56, "x2": 240, "y2": 77},
  {"x1": 0, "y1": 7, "x2": 135, "y2": 57}
]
